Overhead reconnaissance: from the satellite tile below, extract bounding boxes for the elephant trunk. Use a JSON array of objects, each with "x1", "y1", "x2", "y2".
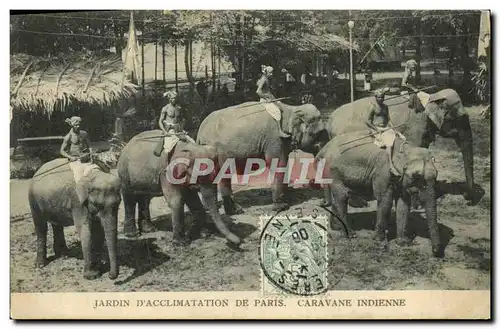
[
  {"x1": 200, "y1": 185, "x2": 241, "y2": 246},
  {"x1": 101, "y1": 209, "x2": 119, "y2": 279},
  {"x1": 456, "y1": 115, "x2": 476, "y2": 203},
  {"x1": 422, "y1": 185, "x2": 442, "y2": 258},
  {"x1": 312, "y1": 129, "x2": 330, "y2": 157}
]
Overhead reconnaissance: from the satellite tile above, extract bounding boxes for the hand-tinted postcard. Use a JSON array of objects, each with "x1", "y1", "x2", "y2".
[{"x1": 9, "y1": 9, "x2": 491, "y2": 319}]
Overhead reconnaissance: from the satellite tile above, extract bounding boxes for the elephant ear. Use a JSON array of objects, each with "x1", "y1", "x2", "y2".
[
  {"x1": 408, "y1": 93, "x2": 425, "y2": 113},
  {"x1": 168, "y1": 149, "x2": 192, "y2": 183},
  {"x1": 424, "y1": 102, "x2": 446, "y2": 129},
  {"x1": 287, "y1": 109, "x2": 306, "y2": 139}
]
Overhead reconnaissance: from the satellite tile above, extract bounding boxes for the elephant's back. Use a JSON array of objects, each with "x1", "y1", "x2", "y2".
[
  {"x1": 325, "y1": 131, "x2": 384, "y2": 165},
  {"x1": 329, "y1": 96, "x2": 413, "y2": 137},
  {"x1": 328, "y1": 98, "x2": 373, "y2": 136},
  {"x1": 197, "y1": 102, "x2": 273, "y2": 146},
  {"x1": 32, "y1": 158, "x2": 73, "y2": 183},
  {"x1": 117, "y1": 130, "x2": 164, "y2": 191},
  {"x1": 29, "y1": 158, "x2": 75, "y2": 203},
  {"x1": 321, "y1": 131, "x2": 386, "y2": 187}
]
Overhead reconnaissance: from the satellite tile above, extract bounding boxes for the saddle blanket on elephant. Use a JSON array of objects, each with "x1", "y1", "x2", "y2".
[
  {"x1": 163, "y1": 134, "x2": 196, "y2": 154},
  {"x1": 69, "y1": 160, "x2": 100, "y2": 184},
  {"x1": 417, "y1": 91, "x2": 431, "y2": 108},
  {"x1": 373, "y1": 128, "x2": 405, "y2": 148},
  {"x1": 260, "y1": 98, "x2": 282, "y2": 122}
]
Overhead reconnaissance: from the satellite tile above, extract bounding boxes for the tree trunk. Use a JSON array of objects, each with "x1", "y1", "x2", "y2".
[
  {"x1": 235, "y1": 13, "x2": 242, "y2": 93},
  {"x1": 448, "y1": 39, "x2": 457, "y2": 84},
  {"x1": 113, "y1": 24, "x2": 125, "y2": 55},
  {"x1": 162, "y1": 42, "x2": 166, "y2": 83},
  {"x1": 415, "y1": 17, "x2": 422, "y2": 85},
  {"x1": 189, "y1": 40, "x2": 194, "y2": 88},
  {"x1": 460, "y1": 20, "x2": 472, "y2": 94},
  {"x1": 184, "y1": 40, "x2": 192, "y2": 85},
  {"x1": 241, "y1": 14, "x2": 246, "y2": 97},
  {"x1": 154, "y1": 41, "x2": 158, "y2": 81},
  {"x1": 175, "y1": 43, "x2": 179, "y2": 93}
]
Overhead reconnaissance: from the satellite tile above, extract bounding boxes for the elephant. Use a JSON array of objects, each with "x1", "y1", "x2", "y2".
[
  {"x1": 314, "y1": 130, "x2": 442, "y2": 257},
  {"x1": 116, "y1": 130, "x2": 241, "y2": 246},
  {"x1": 196, "y1": 101, "x2": 329, "y2": 214},
  {"x1": 327, "y1": 88, "x2": 482, "y2": 206},
  {"x1": 28, "y1": 155, "x2": 122, "y2": 280}
]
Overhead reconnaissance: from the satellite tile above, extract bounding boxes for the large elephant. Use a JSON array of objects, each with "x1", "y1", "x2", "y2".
[
  {"x1": 315, "y1": 130, "x2": 442, "y2": 257},
  {"x1": 116, "y1": 130, "x2": 241, "y2": 246},
  {"x1": 196, "y1": 101, "x2": 329, "y2": 214},
  {"x1": 28, "y1": 156, "x2": 122, "y2": 280},
  {"x1": 327, "y1": 88, "x2": 481, "y2": 205}
]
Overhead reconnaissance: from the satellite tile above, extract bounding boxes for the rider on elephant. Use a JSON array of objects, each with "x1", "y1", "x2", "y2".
[
  {"x1": 60, "y1": 116, "x2": 94, "y2": 206},
  {"x1": 154, "y1": 90, "x2": 196, "y2": 157},
  {"x1": 365, "y1": 89, "x2": 405, "y2": 175},
  {"x1": 256, "y1": 65, "x2": 291, "y2": 139}
]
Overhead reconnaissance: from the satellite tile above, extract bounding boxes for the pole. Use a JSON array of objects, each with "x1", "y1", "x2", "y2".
[
  {"x1": 339, "y1": 122, "x2": 407, "y2": 146},
  {"x1": 359, "y1": 32, "x2": 385, "y2": 67},
  {"x1": 349, "y1": 25, "x2": 354, "y2": 103}
]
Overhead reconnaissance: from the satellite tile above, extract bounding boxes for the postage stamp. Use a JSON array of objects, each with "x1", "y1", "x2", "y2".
[{"x1": 259, "y1": 214, "x2": 329, "y2": 297}]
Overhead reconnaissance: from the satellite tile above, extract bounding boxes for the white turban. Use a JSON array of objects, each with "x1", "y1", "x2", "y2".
[{"x1": 65, "y1": 116, "x2": 82, "y2": 126}]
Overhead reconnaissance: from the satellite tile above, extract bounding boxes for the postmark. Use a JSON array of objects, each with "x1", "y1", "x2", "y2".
[{"x1": 259, "y1": 213, "x2": 329, "y2": 297}]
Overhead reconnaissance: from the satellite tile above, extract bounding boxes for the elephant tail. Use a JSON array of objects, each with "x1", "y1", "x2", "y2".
[{"x1": 28, "y1": 182, "x2": 43, "y2": 223}]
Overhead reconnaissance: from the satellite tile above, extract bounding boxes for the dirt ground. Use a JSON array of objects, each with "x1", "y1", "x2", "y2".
[{"x1": 10, "y1": 105, "x2": 491, "y2": 293}]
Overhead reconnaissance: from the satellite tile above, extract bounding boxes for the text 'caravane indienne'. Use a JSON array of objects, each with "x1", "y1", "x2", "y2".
[{"x1": 93, "y1": 298, "x2": 406, "y2": 309}]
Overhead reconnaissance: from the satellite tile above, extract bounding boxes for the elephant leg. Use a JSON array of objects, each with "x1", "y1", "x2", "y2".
[
  {"x1": 51, "y1": 223, "x2": 69, "y2": 258},
  {"x1": 395, "y1": 194, "x2": 412, "y2": 246},
  {"x1": 321, "y1": 186, "x2": 332, "y2": 207},
  {"x1": 138, "y1": 196, "x2": 157, "y2": 233},
  {"x1": 75, "y1": 211, "x2": 101, "y2": 280},
  {"x1": 266, "y1": 154, "x2": 290, "y2": 212},
  {"x1": 90, "y1": 218, "x2": 105, "y2": 271},
  {"x1": 183, "y1": 187, "x2": 209, "y2": 240},
  {"x1": 122, "y1": 191, "x2": 139, "y2": 238},
  {"x1": 33, "y1": 215, "x2": 48, "y2": 268},
  {"x1": 373, "y1": 177, "x2": 393, "y2": 242},
  {"x1": 330, "y1": 182, "x2": 355, "y2": 238},
  {"x1": 220, "y1": 178, "x2": 244, "y2": 215},
  {"x1": 164, "y1": 187, "x2": 189, "y2": 246}
]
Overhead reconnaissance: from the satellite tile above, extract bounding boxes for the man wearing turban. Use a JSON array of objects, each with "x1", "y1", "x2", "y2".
[
  {"x1": 60, "y1": 116, "x2": 95, "y2": 205},
  {"x1": 153, "y1": 90, "x2": 196, "y2": 157},
  {"x1": 256, "y1": 65, "x2": 291, "y2": 139}
]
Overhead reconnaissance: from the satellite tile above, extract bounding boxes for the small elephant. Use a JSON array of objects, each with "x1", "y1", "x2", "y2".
[
  {"x1": 315, "y1": 130, "x2": 443, "y2": 257},
  {"x1": 117, "y1": 130, "x2": 241, "y2": 247},
  {"x1": 28, "y1": 157, "x2": 122, "y2": 280}
]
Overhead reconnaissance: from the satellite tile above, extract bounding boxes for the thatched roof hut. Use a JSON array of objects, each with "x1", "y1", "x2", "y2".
[
  {"x1": 9, "y1": 53, "x2": 141, "y2": 145},
  {"x1": 10, "y1": 53, "x2": 140, "y2": 114}
]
